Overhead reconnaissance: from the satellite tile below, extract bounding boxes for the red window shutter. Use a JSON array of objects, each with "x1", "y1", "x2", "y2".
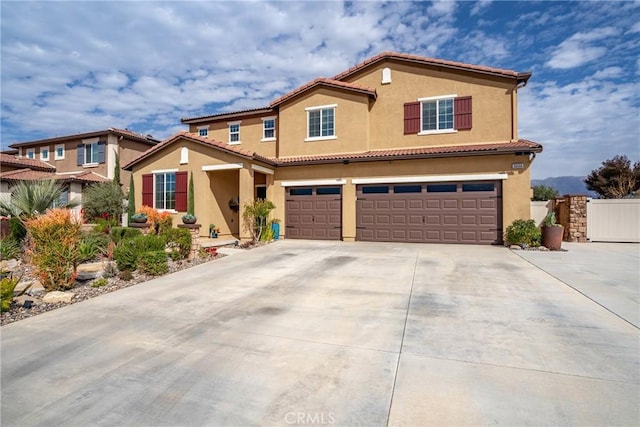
[
  {"x1": 175, "y1": 171, "x2": 188, "y2": 212},
  {"x1": 142, "y1": 174, "x2": 153, "y2": 207},
  {"x1": 454, "y1": 96, "x2": 472, "y2": 130},
  {"x1": 404, "y1": 102, "x2": 420, "y2": 134}
]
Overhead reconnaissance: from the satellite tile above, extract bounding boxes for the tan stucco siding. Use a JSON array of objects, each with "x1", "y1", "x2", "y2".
[
  {"x1": 277, "y1": 87, "x2": 371, "y2": 158},
  {"x1": 25, "y1": 137, "x2": 110, "y2": 177},
  {"x1": 342, "y1": 61, "x2": 516, "y2": 150},
  {"x1": 118, "y1": 138, "x2": 155, "y2": 191},
  {"x1": 189, "y1": 116, "x2": 277, "y2": 159},
  {"x1": 272, "y1": 154, "x2": 533, "y2": 241},
  {"x1": 131, "y1": 139, "x2": 257, "y2": 239}
]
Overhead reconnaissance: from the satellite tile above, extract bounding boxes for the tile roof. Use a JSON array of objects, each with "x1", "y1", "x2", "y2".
[
  {"x1": 0, "y1": 153, "x2": 56, "y2": 171},
  {"x1": 9, "y1": 128, "x2": 159, "y2": 148},
  {"x1": 332, "y1": 51, "x2": 532, "y2": 84},
  {"x1": 275, "y1": 140, "x2": 543, "y2": 165},
  {"x1": 0, "y1": 169, "x2": 109, "y2": 183},
  {"x1": 123, "y1": 131, "x2": 277, "y2": 170},
  {"x1": 269, "y1": 78, "x2": 377, "y2": 107},
  {"x1": 181, "y1": 107, "x2": 275, "y2": 124}
]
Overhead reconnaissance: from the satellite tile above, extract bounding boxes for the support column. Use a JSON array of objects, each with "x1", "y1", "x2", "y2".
[
  {"x1": 554, "y1": 195, "x2": 587, "y2": 242},
  {"x1": 178, "y1": 224, "x2": 201, "y2": 259}
]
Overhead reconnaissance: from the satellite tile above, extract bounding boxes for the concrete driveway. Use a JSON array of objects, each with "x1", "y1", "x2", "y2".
[{"x1": 2, "y1": 241, "x2": 638, "y2": 426}]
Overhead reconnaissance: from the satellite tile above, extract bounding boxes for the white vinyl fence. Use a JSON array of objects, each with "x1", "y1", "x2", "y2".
[
  {"x1": 531, "y1": 201, "x2": 553, "y2": 226},
  {"x1": 586, "y1": 199, "x2": 640, "y2": 243}
]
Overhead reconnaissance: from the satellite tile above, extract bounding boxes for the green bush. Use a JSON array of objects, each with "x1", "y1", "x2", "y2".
[
  {"x1": 110, "y1": 227, "x2": 142, "y2": 246},
  {"x1": 9, "y1": 217, "x2": 26, "y2": 242},
  {"x1": 505, "y1": 219, "x2": 541, "y2": 247},
  {"x1": 82, "y1": 182, "x2": 123, "y2": 223},
  {"x1": 1, "y1": 275, "x2": 28, "y2": 312},
  {"x1": 91, "y1": 278, "x2": 108, "y2": 288},
  {"x1": 1, "y1": 237, "x2": 22, "y2": 260},
  {"x1": 161, "y1": 228, "x2": 191, "y2": 260},
  {"x1": 138, "y1": 251, "x2": 168, "y2": 276},
  {"x1": 78, "y1": 232, "x2": 110, "y2": 262},
  {"x1": 113, "y1": 234, "x2": 165, "y2": 271}
]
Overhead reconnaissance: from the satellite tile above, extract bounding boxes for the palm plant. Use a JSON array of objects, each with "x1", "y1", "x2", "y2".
[{"x1": 0, "y1": 179, "x2": 80, "y2": 222}]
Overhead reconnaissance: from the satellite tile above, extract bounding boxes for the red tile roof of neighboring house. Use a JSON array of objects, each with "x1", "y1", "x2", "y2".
[
  {"x1": 9, "y1": 128, "x2": 159, "y2": 148},
  {"x1": 123, "y1": 131, "x2": 277, "y2": 170},
  {"x1": 181, "y1": 107, "x2": 275, "y2": 124},
  {"x1": 332, "y1": 51, "x2": 532, "y2": 84},
  {"x1": 275, "y1": 140, "x2": 543, "y2": 166},
  {"x1": 0, "y1": 153, "x2": 56, "y2": 171},
  {"x1": 0, "y1": 168, "x2": 108, "y2": 183},
  {"x1": 269, "y1": 78, "x2": 377, "y2": 108}
]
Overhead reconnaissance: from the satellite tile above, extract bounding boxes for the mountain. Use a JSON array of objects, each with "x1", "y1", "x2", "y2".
[{"x1": 531, "y1": 176, "x2": 598, "y2": 198}]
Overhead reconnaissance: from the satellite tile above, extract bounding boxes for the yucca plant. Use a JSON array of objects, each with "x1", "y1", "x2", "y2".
[{"x1": 0, "y1": 180, "x2": 79, "y2": 222}]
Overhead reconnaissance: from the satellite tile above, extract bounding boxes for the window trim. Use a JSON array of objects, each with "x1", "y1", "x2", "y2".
[
  {"x1": 40, "y1": 147, "x2": 50, "y2": 161},
  {"x1": 305, "y1": 104, "x2": 337, "y2": 142},
  {"x1": 25, "y1": 148, "x2": 35, "y2": 159},
  {"x1": 417, "y1": 94, "x2": 458, "y2": 136},
  {"x1": 55, "y1": 144, "x2": 65, "y2": 160},
  {"x1": 197, "y1": 125, "x2": 209, "y2": 137},
  {"x1": 261, "y1": 116, "x2": 276, "y2": 142},
  {"x1": 154, "y1": 171, "x2": 178, "y2": 213},
  {"x1": 228, "y1": 121, "x2": 241, "y2": 145},
  {"x1": 84, "y1": 142, "x2": 100, "y2": 166}
]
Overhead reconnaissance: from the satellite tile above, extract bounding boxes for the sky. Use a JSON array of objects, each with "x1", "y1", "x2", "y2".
[{"x1": 1, "y1": 1, "x2": 638, "y2": 179}]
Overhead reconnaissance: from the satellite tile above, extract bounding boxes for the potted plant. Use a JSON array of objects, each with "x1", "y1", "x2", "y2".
[
  {"x1": 209, "y1": 224, "x2": 218, "y2": 238},
  {"x1": 541, "y1": 211, "x2": 563, "y2": 250},
  {"x1": 131, "y1": 213, "x2": 148, "y2": 223},
  {"x1": 228, "y1": 198, "x2": 239, "y2": 213},
  {"x1": 183, "y1": 172, "x2": 197, "y2": 224}
]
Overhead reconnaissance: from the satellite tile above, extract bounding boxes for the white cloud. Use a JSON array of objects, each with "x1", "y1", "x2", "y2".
[
  {"x1": 592, "y1": 67, "x2": 623, "y2": 80},
  {"x1": 546, "y1": 27, "x2": 619, "y2": 69},
  {"x1": 470, "y1": 0, "x2": 492, "y2": 16}
]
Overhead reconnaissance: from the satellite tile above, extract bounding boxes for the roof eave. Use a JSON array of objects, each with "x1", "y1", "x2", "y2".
[{"x1": 181, "y1": 108, "x2": 274, "y2": 124}]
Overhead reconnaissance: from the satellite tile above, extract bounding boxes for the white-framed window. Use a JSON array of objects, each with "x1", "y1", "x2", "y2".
[
  {"x1": 197, "y1": 126, "x2": 209, "y2": 137},
  {"x1": 228, "y1": 121, "x2": 241, "y2": 144},
  {"x1": 305, "y1": 104, "x2": 336, "y2": 141},
  {"x1": 51, "y1": 185, "x2": 69, "y2": 208},
  {"x1": 26, "y1": 148, "x2": 35, "y2": 159},
  {"x1": 40, "y1": 147, "x2": 50, "y2": 161},
  {"x1": 55, "y1": 144, "x2": 65, "y2": 160},
  {"x1": 155, "y1": 172, "x2": 176, "y2": 210},
  {"x1": 262, "y1": 117, "x2": 276, "y2": 141},
  {"x1": 84, "y1": 142, "x2": 99, "y2": 164},
  {"x1": 419, "y1": 95, "x2": 456, "y2": 135}
]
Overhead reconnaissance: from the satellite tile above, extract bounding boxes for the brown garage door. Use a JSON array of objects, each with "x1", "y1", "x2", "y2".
[
  {"x1": 285, "y1": 186, "x2": 342, "y2": 240},
  {"x1": 356, "y1": 181, "x2": 502, "y2": 244}
]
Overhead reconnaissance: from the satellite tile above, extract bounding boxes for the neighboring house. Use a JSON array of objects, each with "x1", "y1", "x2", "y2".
[
  {"x1": 1, "y1": 128, "x2": 159, "y2": 213},
  {"x1": 125, "y1": 52, "x2": 542, "y2": 244}
]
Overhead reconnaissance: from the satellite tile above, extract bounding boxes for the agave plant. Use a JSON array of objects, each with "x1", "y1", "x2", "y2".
[{"x1": 0, "y1": 180, "x2": 80, "y2": 222}]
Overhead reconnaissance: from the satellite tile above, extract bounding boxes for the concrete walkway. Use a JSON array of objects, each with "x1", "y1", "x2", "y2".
[
  {"x1": 516, "y1": 242, "x2": 640, "y2": 327},
  {"x1": 1, "y1": 241, "x2": 638, "y2": 426}
]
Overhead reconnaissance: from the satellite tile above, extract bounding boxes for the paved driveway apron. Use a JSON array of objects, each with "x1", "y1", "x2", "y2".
[{"x1": 1, "y1": 241, "x2": 638, "y2": 426}]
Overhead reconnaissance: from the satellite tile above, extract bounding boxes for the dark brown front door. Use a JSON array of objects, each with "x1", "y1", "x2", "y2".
[
  {"x1": 285, "y1": 186, "x2": 342, "y2": 240},
  {"x1": 356, "y1": 181, "x2": 502, "y2": 244}
]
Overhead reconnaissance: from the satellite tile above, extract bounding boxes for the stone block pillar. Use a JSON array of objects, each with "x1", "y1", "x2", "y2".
[
  {"x1": 178, "y1": 224, "x2": 201, "y2": 259},
  {"x1": 553, "y1": 195, "x2": 588, "y2": 242}
]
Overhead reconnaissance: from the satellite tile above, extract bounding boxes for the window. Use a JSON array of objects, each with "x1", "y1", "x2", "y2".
[
  {"x1": 51, "y1": 186, "x2": 69, "y2": 208},
  {"x1": 290, "y1": 188, "x2": 313, "y2": 196},
  {"x1": 77, "y1": 140, "x2": 105, "y2": 166},
  {"x1": 40, "y1": 147, "x2": 50, "y2": 161},
  {"x1": 362, "y1": 186, "x2": 389, "y2": 194},
  {"x1": 154, "y1": 172, "x2": 176, "y2": 210},
  {"x1": 422, "y1": 98, "x2": 453, "y2": 132},
  {"x1": 316, "y1": 187, "x2": 341, "y2": 195},
  {"x1": 228, "y1": 121, "x2": 241, "y2": 144},
  {"x1": 306, "y1": 104, "x2": 336, "y2": 141},
  {"x1": 427, "y1": 184, "x2": 457, "y2": 193},
  {"x1": 26, "y1": 148, "x2": 35, "y2": 159},
  {"x1": 84, "y1": 143, "x2": 99, "y2": 164},
  {"x1": 394, "y1": 185, "x2": 422, "y2": 193},
  {"x1": 55, "y1": 144, "x2": 65, "y2": 160},
  {"x1": 197, "y1": 126, "x2": 208, "y2": 137},
  {"x1": 262, "y1": 117, "x2": 276, "y2": 141},
  {"x1": 462, "y1": 183, "x2": 495, "y2": 192}
]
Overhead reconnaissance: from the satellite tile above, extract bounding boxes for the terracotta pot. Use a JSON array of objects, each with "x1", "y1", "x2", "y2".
[{"x1": 542, "y1": 226, "x2": 564, "y2": 250}]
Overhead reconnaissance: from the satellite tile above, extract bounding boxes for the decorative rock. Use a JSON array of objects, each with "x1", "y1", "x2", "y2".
[
  {"x1": 0, "y1": 259, "x2": 20, "y2": 272},
  {"x1": 43, "y1": 291, "x2": 75, "y2": 304},
  {"x1": 76, "y1": 262, "x2": 105, "y2": 281},
  {"x1": 538, "y1": 246, "x2": 550, "y2": 251},
  {"x1": 509, "y1": 245, "x2": 521, "y2": 250}
]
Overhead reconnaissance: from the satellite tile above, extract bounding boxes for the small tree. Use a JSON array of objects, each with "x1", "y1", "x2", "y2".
[
  {"x1": 585, "y1": 155, "x2": 640, "y2": 199},
  {"x1": 112, "y1": 150, "x2": 121, "y2": 187},
  {"x1": 127, "y1": 175, "x2": 136, "y2": 222},
  {"x1": 82, "y1": 182, "x2": 123, "y2": 222},
  {"x1": 532, "y1": 185, "x2": 559, "y2": 201},
  {"x1": 242, "y1": 199, "x2": 275, "y2": 242},
  {"x1": 187, "y1": 172, "x2": 195, "y2": 215}
]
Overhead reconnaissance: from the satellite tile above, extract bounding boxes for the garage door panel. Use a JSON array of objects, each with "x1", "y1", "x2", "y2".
[
  {"x1": 286, "y1": 187, "x2": 342, "y2": 240},
  {"x1": 356, "y1": 180, "x2": 502, "y2": 245}
]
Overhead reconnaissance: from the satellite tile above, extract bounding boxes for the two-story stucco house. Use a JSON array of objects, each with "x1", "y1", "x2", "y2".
[
  {"x1": 1, "y1": 128, "x2": 159, "y2": 211},
  {"x1": 124, "y1": 52, "x2": 542, "y2": 244}
]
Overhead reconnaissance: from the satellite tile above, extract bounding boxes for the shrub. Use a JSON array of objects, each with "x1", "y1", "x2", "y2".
[
  {"x1": 136, "y1": 206, "x2": 172, "y2": 234},
  {"x1": 242, "y1": 199, "x2": 276, "y2": 242},
  {"x1": 1, "y1": 275, "x2": 29, "y2": 312},
  {"x1": 119, "y1": 270, "x2": 133, "y2": 281},
  {"x1": 110, "y1": 227, "x2": 142, "y2": 246},
  {"x1": 91, "y1": 278, "x2": 108, "y2": 288},
  {"x1": 82, "y1": 182, "x2": 123, "y2": 223},
  {"x1": 161, "y1": 227, "x2": 191, "y2": 260},
  {"x1": 113, "y1": 234, "x2": 165, "y2": 271},
  {"x1": 26, "y1": 209, "x2": 81, "y2": 291},
  {"x1": 9, "y1": 217, "x2": 26, "y2": 242},
  {"x1": 138, "y1": 251, "x2": 168, "y2": 276},
  {"x1": 0, "y1": 237, "x2": 22, "y2": 260},
  {"x1": 78, "y1": 232, "x2": 110, "y2": 262},
  {"x1": 505, "y1": 219, "x2": 541, "y2": 247},
  {"x1": 542, "y1": 211, "x2": 561, "y2": 227}
]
